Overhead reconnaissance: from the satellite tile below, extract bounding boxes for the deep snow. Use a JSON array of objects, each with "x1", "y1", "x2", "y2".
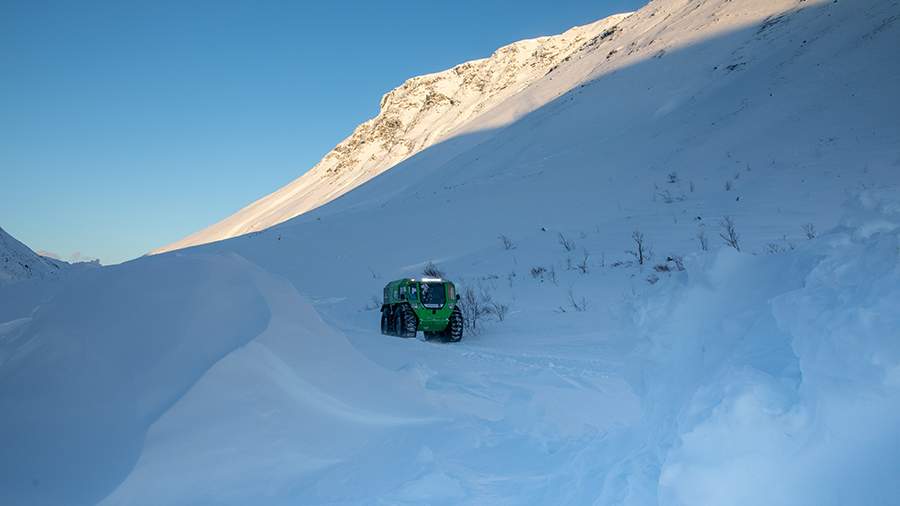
[{"x1": 1, "y1": 0, "x2": 899, "y2": 504}]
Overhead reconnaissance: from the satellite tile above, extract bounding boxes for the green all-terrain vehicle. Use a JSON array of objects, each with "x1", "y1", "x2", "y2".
[{"x1": 381, "y1": 278, "x2": 464, "y2": 341}]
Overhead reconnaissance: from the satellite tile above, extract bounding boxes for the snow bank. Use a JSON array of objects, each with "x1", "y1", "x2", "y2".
[
  {"x1": 0, "y1": 253, "x2": 270, "y2": 505},
  {"x1": 627, "y1": 189, "x2": 900, "y2": 505},
  {"x1": 99, "y1": 270, "x2": 443, "y2": 505}
]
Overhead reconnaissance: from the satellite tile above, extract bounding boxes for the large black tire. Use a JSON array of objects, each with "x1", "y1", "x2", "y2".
[
  {"x1": 393, "y1": 310, "x2": 403, "y2": 337},
  {"x1": 380, "y1": 310, "x2": 389, "y2": 335},
  {"x1": 448, "y1": 307, "x2": 463, "y2": 342},
  {"x1": 398, "y1": 305, "x2": 418, "y2": 337}
]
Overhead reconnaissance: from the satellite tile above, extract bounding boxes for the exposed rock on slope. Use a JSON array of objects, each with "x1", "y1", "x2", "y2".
[
  {"x1": 153, "y1": 13, "x2": 631, "y2": 254},
  {"x1": 0, "y1": 226, "x2": 66, "y2": 285}
]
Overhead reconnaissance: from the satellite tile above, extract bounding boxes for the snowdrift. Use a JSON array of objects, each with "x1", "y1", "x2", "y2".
[
  {"x1": 633, "y1": 190, "x2": 900, "y2": 505},
  {"x1": 0, "y1": 254, "x2": 270, "y2": 505}
]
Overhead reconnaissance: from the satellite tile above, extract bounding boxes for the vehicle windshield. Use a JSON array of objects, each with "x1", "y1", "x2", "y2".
[{"x1": 420, "y1": 282, "x2": 446, "y2": 307}]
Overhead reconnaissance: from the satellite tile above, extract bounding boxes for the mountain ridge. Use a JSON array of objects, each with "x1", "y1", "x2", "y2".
[
  {"x1": 152, "y1": 12, "x2": 632, "y2": 254},
  {"x1": 0, "y1": 226, "x2": 67, "y2": 285}
]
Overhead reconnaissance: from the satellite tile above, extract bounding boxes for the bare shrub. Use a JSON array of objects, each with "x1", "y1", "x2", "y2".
[
  {"x1": 725, "y1": 180, "x2": 734, "y2": 191},
  {"x1": 719, "y1": 216, "x2": 741, "y2": 251},
  {"x1": 558, "y1": 232, "x2": 575, "y2": 252},
  {"x1": 548, "y1": 266, "x2": 558, "y2": 285},
  {"x1": 697, "y1": 229, "x2": 709, "y2": 251},
  {"x1": 423, "y1": 261, "x2": 444, "y2": 278},
  {"x1": 459, "y1": 286, "x2": 507, "y2": 333},
  {"x1": 577, "y1": 250, "x2": 590, "y2": 274},
  {"x1": 486, "y1": 301, "x2": 509, "y2": 321},
  {"x1": 768, "y1": 235, "x2": 795, "y2": 254},
  {"x1": 802, "y1": 223, "x2": 817, "y2": 240},
  {"x1": 657, "y1": 189, "x2": 685, "y2": 204},
  {"x1": 458, "y1": 287, "x2": 489, "y2": 335},
  {"x1": 498, "y1": 234, "x2": 516, "y2": 250},
  {"x1": 667, "y1": 171, "x2": 679, "y2": 183},
  {"x1": 767, "y1": 242, "x2": 787, "y2": 254},
  {"x1": 654, "y1": 255, "x2": 685, "y2": 273},
  {"x1": 627, "y1": 230, "x2": 651, "y2": 265},
  {"x1": 567, "y1": 287, "x2": 588, "y2": 312},
  {"x1": 530, "y1": 266, "x2": 547, "y2": 279}
]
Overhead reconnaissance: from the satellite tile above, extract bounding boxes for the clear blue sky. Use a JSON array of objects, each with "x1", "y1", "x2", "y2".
[{"x1": 1, "y1": 0, "x2": 644, "y2": 264}]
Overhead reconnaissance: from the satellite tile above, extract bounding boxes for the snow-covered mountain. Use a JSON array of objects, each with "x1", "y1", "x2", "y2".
[
  {"x1": 152, "y1": 13, "x2": 630, "y2": 254},
  {"x1": 0, "y1": 226, "x2": 66, "y2": 285},
  {"x1": 2, "y1": 0, "x2": 900, "y2": 504}
]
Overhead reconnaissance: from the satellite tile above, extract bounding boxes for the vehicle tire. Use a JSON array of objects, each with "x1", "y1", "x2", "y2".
[
  {"x1": 448, "y1": 307, "x2": 463, "y2": 342},
  {"x1": 393, "y1": 309, "x2": 403, "y2": 337},
  {"x1": 380, "y1": 310, "x2": 389, "y2": 335},
  {"x1": 400, "y1": 305, "x2": 418, "y2": 337}
]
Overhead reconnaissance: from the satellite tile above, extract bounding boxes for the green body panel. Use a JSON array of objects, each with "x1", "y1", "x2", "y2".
[{"x1": 383, "y1": 278, "x2": 458, "y2": 332}]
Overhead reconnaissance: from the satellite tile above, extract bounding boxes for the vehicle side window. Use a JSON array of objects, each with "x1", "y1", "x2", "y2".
[
  {"x1": 410, "y1": 285, "x2": 417, "y2": 300},
  {"x1": 448, "y1": 284, "x2": 455, "y2": 300}
]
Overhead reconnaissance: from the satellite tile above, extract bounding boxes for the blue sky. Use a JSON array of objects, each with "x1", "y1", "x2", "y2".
[{"x1": 1, "y1": 0, "x2": 644, "y2": 264}]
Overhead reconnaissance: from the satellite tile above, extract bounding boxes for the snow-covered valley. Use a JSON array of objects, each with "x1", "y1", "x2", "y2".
[{"x1": 2, "y1": 0, "x2": 900, "y2": 504}]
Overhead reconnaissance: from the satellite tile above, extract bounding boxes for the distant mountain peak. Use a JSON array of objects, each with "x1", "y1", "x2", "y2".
[{"x1": 0, "y1": 226, "x2": 66, "y2": 285}]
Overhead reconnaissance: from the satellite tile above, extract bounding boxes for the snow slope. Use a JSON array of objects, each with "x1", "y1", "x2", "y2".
[
  {"x1": 2, "y1": 0, "x2": 900, "y2": 504},
  {"x1": 0, "y1": 226, "x2": 66, "y2": 285},
  {"x1": 152, "y1": 13, "x2": 631, "y2": 254}
]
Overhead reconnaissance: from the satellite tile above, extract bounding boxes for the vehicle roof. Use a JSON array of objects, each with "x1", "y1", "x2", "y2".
[{"x1": 385, "y1": 277, "x2": 453, "y2": 286}]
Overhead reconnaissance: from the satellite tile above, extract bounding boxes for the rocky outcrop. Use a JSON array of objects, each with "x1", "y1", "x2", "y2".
[{"x1": 0, "y1": 226, "x2": 66, "y2": 285}]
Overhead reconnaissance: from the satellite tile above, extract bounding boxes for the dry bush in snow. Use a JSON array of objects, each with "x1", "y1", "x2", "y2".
[
  {"x1": 558, "y1": 232, "x2": 575, "y2": 252},
  {"x1": 458, "y1": 285, "x2": 507, "y2": 334},
  {"x1": 697, "y1": 228, "x2": 709, "y2": 251},
  {"x1": 719, "y1": 216, "x2": 741, "y2": 251},
  {"x1": 802, "y1": 223, "x2": 817, "y2": 240},
  {"x1": 423, "y1": 261, "x2": 444, "y2": 278},
  {"x1": 627, "y1": 230, "x2": 651, "y2": 265}
]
